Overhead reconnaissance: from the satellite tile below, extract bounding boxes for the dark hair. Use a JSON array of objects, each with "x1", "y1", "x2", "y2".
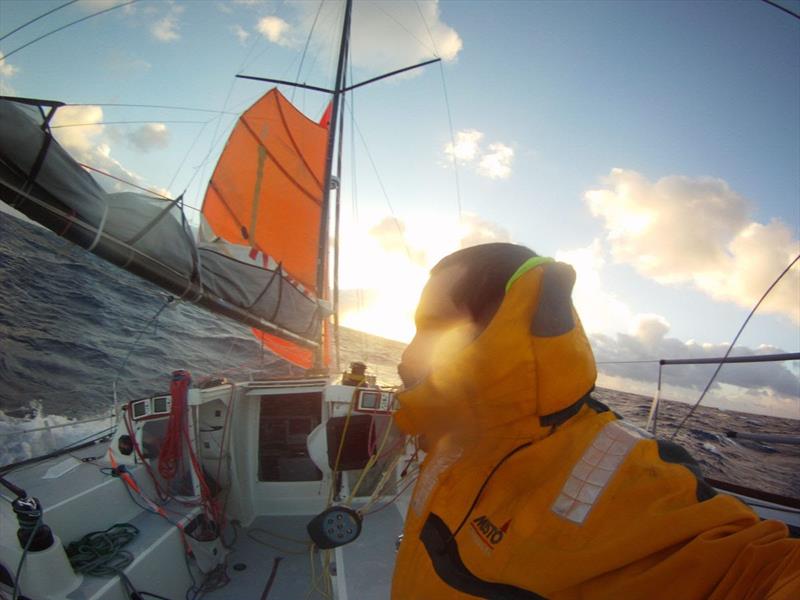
[{"x1": 431, "y1": 243, "x2": 537, "y2": 327}]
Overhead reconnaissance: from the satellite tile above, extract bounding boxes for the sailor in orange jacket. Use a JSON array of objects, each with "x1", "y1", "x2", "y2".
[{"x1": 391, "y1": 243, "x2": 799, "y2": 599}]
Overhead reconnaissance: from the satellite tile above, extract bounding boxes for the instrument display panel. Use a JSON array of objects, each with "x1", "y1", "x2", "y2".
[{"x1": 356, "y1": 389, "x2": 396, "y2": 413}]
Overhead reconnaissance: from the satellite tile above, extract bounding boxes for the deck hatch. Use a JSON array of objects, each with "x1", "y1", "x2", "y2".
[{"x1": 258, "y1": 392, "x2": 323, "y2": 482}]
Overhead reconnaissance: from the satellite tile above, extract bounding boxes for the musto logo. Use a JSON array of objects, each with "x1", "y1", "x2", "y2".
[{"x1": 469, "y1": 515, "x2": 511, "y2": 551}]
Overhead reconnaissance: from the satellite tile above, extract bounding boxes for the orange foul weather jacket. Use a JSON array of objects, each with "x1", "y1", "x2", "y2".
[{"x1": 391, "y1": 259, "x2": 799, "y2": 600}]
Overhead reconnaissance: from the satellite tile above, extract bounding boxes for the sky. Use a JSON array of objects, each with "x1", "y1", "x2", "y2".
[{"x1": 0, "y1": 0, "x2": 798, "y2": 418}]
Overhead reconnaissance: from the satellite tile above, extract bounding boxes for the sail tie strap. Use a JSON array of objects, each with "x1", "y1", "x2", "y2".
[{"x1": 86, "y1": 202, "x2": 109, "y2": 252}]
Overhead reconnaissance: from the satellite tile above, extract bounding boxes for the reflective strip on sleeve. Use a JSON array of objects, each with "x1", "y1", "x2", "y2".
[{"x1": 551, "y1": 420, "x2": 645, "y2": 524}]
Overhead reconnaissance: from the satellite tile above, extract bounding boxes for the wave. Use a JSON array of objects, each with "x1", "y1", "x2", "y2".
[{"x1": 1, "y1": 213, "x2": 797, "y2": 498}]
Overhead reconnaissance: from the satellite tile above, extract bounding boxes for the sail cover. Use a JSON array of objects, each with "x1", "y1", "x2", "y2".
[{"x1": 0, "y1": 94, "x2": 330, "y2": 368}]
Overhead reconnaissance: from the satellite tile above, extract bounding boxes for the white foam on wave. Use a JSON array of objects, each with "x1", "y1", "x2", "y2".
[
  {"x1": 0, "y1": 399, "x2": 113, "y2": 467},
  {"x1": 702, "y1": 442, "x2": 724, "y2": 457}
]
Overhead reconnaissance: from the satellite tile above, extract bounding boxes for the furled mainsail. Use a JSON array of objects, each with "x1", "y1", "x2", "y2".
[{"x1": 0, "y1": 96, "x2": 329, "y2": 364}]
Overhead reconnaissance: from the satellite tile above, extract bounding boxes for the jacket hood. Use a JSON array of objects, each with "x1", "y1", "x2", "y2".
[{"x1": 393, "y1": 260, "x2": 597, "y2": 440}]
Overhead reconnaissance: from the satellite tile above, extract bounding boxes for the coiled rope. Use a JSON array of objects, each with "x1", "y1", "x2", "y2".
[{"x1": 66, "y1": 523, "x2": 139, "y2": 577}]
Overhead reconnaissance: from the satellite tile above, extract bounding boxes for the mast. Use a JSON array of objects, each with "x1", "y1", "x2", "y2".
[
  {"x1": 234, "y1": 0, "x2": 440, "y2": 370},
  {"x1": 315, "y1": 0, "x2": 353, "y2": 370}
]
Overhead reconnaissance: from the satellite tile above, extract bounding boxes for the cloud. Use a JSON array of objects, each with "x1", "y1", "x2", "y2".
[
  {"x1": 458, "y1": 213, "x2": 511, "y2": 248},
  {"x1": 630, "y1": 313, "x2": 670, "y2": 346},
  {"x1": 444, "y1": 129, "x2": 514, "y2": 180},
  {"x1": 78, "y1": 0, "x2": 135, "y2": 11},
  {"x1": 126, "y1": 123, "x2": 170, "y2": 152},
  {"x1": 150, "y1": 4, "x2": 184, "y2": 42},
  {"x1": 51, "y1": 106, "x2": 106, "y2": 155},
  {"x1": 293, "y1": 0, "x2": 461, "y2": 75},
  {"x1": 587, "y1": 169, "x2": 800, "y2": 323},
  {"x1": 368, "y1": 217, "x2": 426, "y2": 265},
  {"x1": 231, "y1": 24, "x2": 250, "y2": 44},
  {"x1": 591, "y1": 314, "x2": 800, "y2": 405},
  {"x1": 348, "y1": 0, "x2": 461, "y2": 70},
  {"x1": 477, "y1": 143, "x2": 514, "y2": 180},
  {"x1": 104, "y1": 52, "x2": 151, "y2": 76},
  {"x1": 0, "y1": 52, "x2": 19, "y2": 95},
  {"x1": 257, "y1": 16, "x2": 291, "y2": 46},
  {"x1": 445, "y1": 130, "x2": 482, "y2": 163},
  {"x1": 50, "y1": 106, "x2": 145, "y2": 193},
  {"x1": 0, "y1": 51, "x2": 19, "y2": 78},
  {"x1": 555, "y1": 240, "x2": 634, "y2": 337}
]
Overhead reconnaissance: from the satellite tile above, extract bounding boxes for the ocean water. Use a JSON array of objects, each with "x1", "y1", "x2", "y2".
[{"x1": 1, "y1": 213, "x2": 798, "y2": 497}]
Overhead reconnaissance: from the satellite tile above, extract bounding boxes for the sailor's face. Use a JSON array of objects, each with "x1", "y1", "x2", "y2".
[{"x1": 398, "y1": 265, "x2": 481, "y2": 390}]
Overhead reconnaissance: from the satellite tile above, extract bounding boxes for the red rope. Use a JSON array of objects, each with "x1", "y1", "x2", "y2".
[
  {"x1": 77, "y1": 161, "x2": 172, "y2": 199},
  {"x1": 158, "y1": 371, "x2": 190, "y2": 480},
  {"x1": 159, "y1": 370, "x2": 221, "y2": 524}
]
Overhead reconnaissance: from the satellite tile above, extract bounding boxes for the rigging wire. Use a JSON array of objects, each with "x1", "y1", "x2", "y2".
[
  {"x1": 345, "y1": 103, "x2": 413, "y2": 262},
  {"x1": 596, "y1": 359, "x2": 661, "y2": 365},
  {"x1": 68, "y1": 103, "x2": 239, "y2": 115},
  {"x1": 415, "y1": 0, "x2": 463, "y2": 219},
  {"x1": 185, "y1": 22, "x2": 267, "y2": 211},
  {"x1": 166, "y1": 119, "x2": 214, "y2": 195},
  {"x1": 333, "y1": 78, "x2": 348, "y2": 371},
  {"x1": 2, "y1": 0, "x2": 138, "y2": 61},
  {"x1": 187, "y1": 92, "x2": 246, "y2": 209},
  {"x1": 347, "y1": 60, "x2": 369, "y2": 360},
  {"x1": 112, "y1": 295, "x2": 175, "y2": 399},
  {"x1": 670, "y1": 253, "x2": 800, "y2": 440},
  {"x1": 761, "y1": 0, "x2": 800, "y2": 20},
  {"x1": 291, "y1": 0, "x2": 326, "y2": 103},
  {"x1": 371, "y1": 0, "x2": 437, "y2": 56},
  {"x1": 51, "y1": 119, "x2": 207, "y2": 128},
  {"x1": 0, "y1": 0, "x2": 79, "y2": 43}
]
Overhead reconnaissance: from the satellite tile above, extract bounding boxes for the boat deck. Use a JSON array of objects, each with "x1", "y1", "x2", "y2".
[
  {"x1": 205, "y1": 515, "x2": 326, "y2": 600},
  {"x1": 204, "y1": 505, "x2": 403, "y2": 600}
]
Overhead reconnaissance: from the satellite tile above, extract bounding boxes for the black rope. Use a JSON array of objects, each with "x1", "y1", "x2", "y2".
[
  {"x1": 2, "y1": 0, "x2": 138, "y2": 60},
  {"x1": 0, "y1": 0, "x2": 79, "y2": 43},
  {"x1": 259, "y1": 557, "x2": 284, "y2": 600},
  {"x1": 670, "y1": 253, "x2": 800, "y2": 439}
]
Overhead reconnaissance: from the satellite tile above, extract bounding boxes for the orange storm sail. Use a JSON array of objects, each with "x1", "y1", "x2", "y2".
[
  {"x1": 201, "y1": 89, "x2": 331, "y2": 368},
  {"x1": 202, "y1": 89, "x2": 329, "y2": 293}
]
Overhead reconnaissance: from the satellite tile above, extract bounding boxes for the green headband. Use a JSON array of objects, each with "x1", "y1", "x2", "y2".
[{"x1": 505, "y1": 256, "x2": 554, "y2": 293}]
